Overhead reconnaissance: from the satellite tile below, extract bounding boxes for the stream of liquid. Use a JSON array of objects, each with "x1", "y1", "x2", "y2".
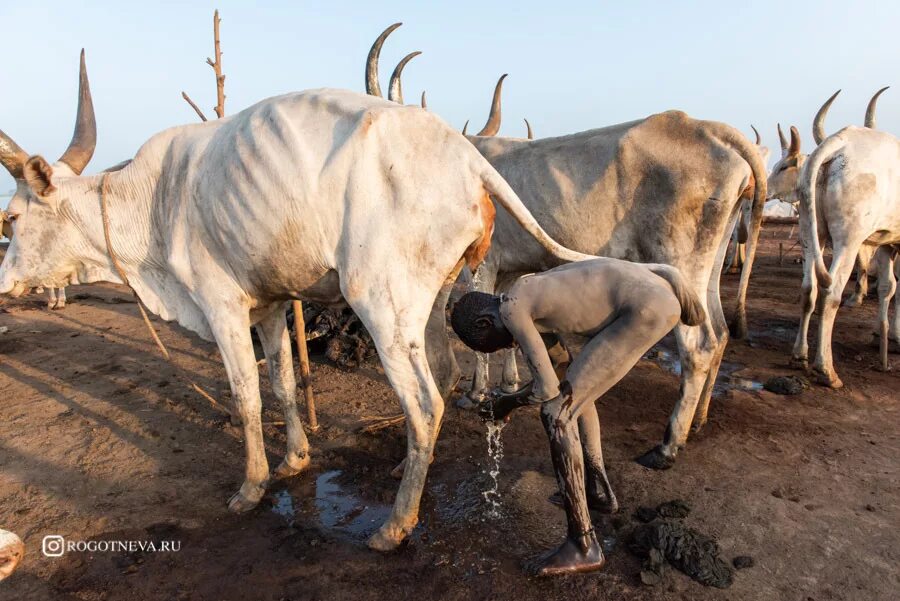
[{"x1": 483, "y1": 420, "x2": 506, "y2": 519}]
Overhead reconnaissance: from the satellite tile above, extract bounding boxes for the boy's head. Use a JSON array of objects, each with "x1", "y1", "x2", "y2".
[{"x1": 450, "y1": 291, "x2": 514, "y2": 353}]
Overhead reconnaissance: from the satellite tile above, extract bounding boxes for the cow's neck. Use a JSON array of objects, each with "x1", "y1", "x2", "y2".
[{"x1": 63, "y1": 167, "x2": 158, "y2": 288}]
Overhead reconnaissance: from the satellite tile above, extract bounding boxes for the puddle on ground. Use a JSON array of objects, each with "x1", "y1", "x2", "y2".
[
  {"x1": 644, "y1": 348, "x2": 763, "y2": 395},
  {"x1": 271, "y1": 489, "x2": 295, "y2": 520},
  {"x1": 270, "y1": 470, "x2": 391, "y2": 539}
]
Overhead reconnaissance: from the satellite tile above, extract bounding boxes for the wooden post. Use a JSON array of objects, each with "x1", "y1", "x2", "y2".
[{"x1": 293, "y1": 300, "x2": 319, "y2": 431}]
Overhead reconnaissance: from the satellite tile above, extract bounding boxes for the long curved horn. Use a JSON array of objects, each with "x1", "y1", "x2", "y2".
[
  {"x1": 865, "y1": 86, "x2": 889, "y2": 129},
  {"x1": 524, "y1": 118, "x2": 534, "y2": 140},
  {"x1": 57, "y1": 49, "x2": 97, "y2": 175},
  {"x1": 788, "y1": 125, "x2": 801, "y2": 156},
  {"x1": 420, "y1": 91, "x2": 427, "y2": 110},
  {"x1": 0, "y1": 131, "x2": 28, "y2": 179},
  {"x1": 812, "y1": 89, "x2": 840, "y2": 145},
  {"x1": 387, "y1": 51, "x2": 422, "y2": 104},
  {"x1": 777, "y1": 123, "x2": 788, "y2": 153},
  {"x1": 365, "y1": 23, "x2": 402, "y2": 97},
  {"x1": 751, "y1": 124, "x2": 761, "y2": 145},
  {"x1": 462, "y1": 120, "x2": 469, "y2": 135},
  {"x1": 476, "y1": 74, "x2": 508, "y2": 137}
]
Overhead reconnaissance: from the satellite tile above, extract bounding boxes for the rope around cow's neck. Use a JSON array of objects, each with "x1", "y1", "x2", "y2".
[{"x1": 98, "y1": 173, "x2": 236, "y2": 420}]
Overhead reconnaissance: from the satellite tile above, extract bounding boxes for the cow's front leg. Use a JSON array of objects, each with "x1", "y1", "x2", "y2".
[
  {"x1": 255, "y1": 304, "x2": 311, "y2": 480},
  {"x1": 499, "y1": 348, "x2": 521, "y2": 393},
  {"x1": 874, "y1": 247, "x2": 897, "y2": 371},
  {"x1": 846, "y1": 245, "x2": 875, "y2": 307},
  {"x1": 460, "y1": 265, "x2": 498, "y2": 408},
  {"x1": 206, "y1": 304, "x2": 269, "y2": 512}
]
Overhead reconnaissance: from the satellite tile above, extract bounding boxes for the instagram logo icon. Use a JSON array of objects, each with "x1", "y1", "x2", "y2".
[{"x1": 42, "y1": 535, "x2": 65, "y2": 557}]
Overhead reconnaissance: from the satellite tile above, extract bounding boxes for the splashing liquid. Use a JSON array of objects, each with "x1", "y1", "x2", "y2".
[{"x1": 483, "y1": 420, "x2": 506, "y2": 519}]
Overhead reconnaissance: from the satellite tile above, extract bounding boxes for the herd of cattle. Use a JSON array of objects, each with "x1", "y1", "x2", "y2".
[{"x1": 0, "y1": 22, "x2": 898, "y2": 577}]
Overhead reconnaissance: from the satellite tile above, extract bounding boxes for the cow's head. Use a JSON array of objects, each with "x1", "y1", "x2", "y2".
[
  {"x1": 0, "y1": 50, "x2": 97, "y2": 296},
  {"x1": 766, "y1": 124, "x2": 803, "y2": 202}
]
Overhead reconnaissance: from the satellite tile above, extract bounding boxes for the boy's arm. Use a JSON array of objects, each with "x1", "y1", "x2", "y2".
[{"x1": 500, "y1": 300, "x2": 560, "y2": 403}]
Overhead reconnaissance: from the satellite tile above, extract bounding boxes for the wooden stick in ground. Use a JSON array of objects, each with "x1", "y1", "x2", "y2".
[
  {"x1": 293, "y1": 300, "x2": 319, "y2": 431},
  {"x1": 181, "y1": 91, "x2": 208, "y2": 122},
  {"x1": 206, "y1": 9, "x2": 226, "y2": 119}
]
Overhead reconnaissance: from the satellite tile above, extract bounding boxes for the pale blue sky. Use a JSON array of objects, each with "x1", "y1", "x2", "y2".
[{"x1": 2, "y1": 0, "x2": 899, "y2": 193}]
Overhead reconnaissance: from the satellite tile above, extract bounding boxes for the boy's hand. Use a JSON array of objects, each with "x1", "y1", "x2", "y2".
[{"x1": 478, "y1": 382, "x2": 534, "y2": 423}]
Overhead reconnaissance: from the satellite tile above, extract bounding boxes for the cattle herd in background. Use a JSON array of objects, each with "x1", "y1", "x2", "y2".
[{"x1": 0, "y1": 19, "x2": 898, "y2": 580}]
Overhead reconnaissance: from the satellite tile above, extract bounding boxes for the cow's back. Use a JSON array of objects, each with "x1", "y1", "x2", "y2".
[
  {"x1": 474, "y1": 111, "x2": 752, "y2": 283},
  {"x1": 145, "y1": 89, "x2": 487, "y2": 301}
]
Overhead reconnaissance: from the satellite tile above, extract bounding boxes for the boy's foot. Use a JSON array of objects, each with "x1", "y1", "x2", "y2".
[{"x1": 532, "y1": 534, "x2": 605, "y2": 577}]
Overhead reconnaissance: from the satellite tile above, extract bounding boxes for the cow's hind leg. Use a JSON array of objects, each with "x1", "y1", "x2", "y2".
[
  {"x1": 813, "y1": 242, "x2": 863, "y2": 388},
  {"x1": 255, "y1": 304, "x2": 311, "y2": 479},
  {"x1": 425, "y1": 280, "x2": 461, "y2": 400},
  {"x1": 346, "y1": 285, "x2": 444, "y2": 551},
  {"x1": 637, "y1": 321, "x2": 716, "y2": 470}
]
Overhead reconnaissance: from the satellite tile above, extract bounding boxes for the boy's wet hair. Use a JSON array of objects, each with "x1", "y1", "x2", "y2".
[{"x1": 450, "y1": 291, "x2": 514, "y2": 353}]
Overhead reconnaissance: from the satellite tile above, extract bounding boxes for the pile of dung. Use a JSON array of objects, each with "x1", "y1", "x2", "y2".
[
  {"x1": 289, "y1": 304, "x2": 376, "y2": 371},
  {"x1": 628, "y1": 499, "x2": 739, "y2": 589},
  {"x1": 763, "y1": 375, "x2": 809, "y2": 395},
  {"x1": 634, "y1": 499, "x2": 690, "y2": 522},
  {"x1": 629, "y1": 521, "x2": 734, "y2": 588}
]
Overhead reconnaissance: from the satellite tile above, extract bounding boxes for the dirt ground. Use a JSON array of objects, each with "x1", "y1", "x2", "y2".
[{"x1": 1, "y1": 223, "x2": 898, "y2": 601}]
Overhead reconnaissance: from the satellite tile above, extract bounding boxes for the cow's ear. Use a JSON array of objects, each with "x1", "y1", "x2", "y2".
[{"x1": 23, "y1": 155, "x2": 56, "y2": 197}]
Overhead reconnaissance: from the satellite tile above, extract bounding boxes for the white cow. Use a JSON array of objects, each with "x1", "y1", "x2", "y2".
[
  {"x1": 0, "y1": 69, "x2": 594, "y2": 549},
  {"x1": 794, "y1": 125, "x2": 900, "y2": 386},
  {"x1": 367, "y1": 26, "x2": 768, "y2": 469}
]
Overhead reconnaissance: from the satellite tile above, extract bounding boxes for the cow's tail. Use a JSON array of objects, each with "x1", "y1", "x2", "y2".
[
  {"x1": 714, "y1": 126, "x2": 769, "y2": 339},
  {"x1": 648, "y1": 264, "x2": 706, "y2": 326},
  {"x1": 798, "y1": 136, "x2": 843, "y2": 288},
  {"x1": 480, "y1": 167, "x2": 596, "y2": 263}
]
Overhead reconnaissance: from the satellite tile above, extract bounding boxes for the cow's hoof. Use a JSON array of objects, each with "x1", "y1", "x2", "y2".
[
  {"x1": 636, "y1": 446, "x2": 675, "y2": 470},
  {"x1": 499, "y1": 381, "x2": 520, "y2": 394},
  {"x1": 455, "y1": 394, "x2": 482, "y2": 410},
  {"x1": 367, "y1": 525, "x2": 405, "y2": 552},
  {"x1": 690, "y1": 419, "x2": 707, "y2": 435},
  {"x1": 0, "y1": 530, "x2": 24, "y2": 581},
  {"x1": 789, "y1": 356, "x2": 809, "y2": 371},
  {"x1": 273, "y1": 453, "x2": 310, "y2": 480},
  {"x1": 813, "y1": 368, "x2": 843, "y2": 389},
  {"x1": 227, "y1": 483, "x2": 265, "y2": 513},
  {"x1": 844, "y1": 295, "x2": 864, "y2": 308}
]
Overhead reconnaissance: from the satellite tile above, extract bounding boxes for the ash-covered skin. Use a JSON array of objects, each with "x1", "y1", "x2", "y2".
[{"x1": 452, "y1": 257, "x2": 699, "y2": 575}]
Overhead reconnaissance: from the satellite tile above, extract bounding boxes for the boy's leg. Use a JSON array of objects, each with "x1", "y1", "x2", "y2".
[
  {"x1": 536, "y1": 299, "x2": 678, "y2": 576},
  {"x1": 578, "y1": 402, "x2": 618, "y2": 513}
]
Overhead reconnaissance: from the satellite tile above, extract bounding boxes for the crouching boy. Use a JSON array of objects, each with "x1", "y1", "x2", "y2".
[{"x1": 451, "y1": 258, "x2": 705, "y2": 576}]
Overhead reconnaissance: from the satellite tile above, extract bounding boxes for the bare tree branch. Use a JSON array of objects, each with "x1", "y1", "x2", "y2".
[
  {"x1": 208, "y1": 9, "x2": 226, "y2": 118},
  {"x1": 181, "y1": 91, "x2": 208, "y2": 122}
]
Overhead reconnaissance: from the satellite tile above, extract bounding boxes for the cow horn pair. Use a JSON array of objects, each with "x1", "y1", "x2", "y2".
[
  {"x1": 775, "y1": 123, "x2": 801, "y2": 157},
  {"x1": 810, "y1": 86, "x2": 890, "y2": 145},
  {"x1": 365, "y1": 23, "x2": 425, "y2": 107},
  {"x1": 0, "y1": 49, "x2": 97, "y2": 179}
]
